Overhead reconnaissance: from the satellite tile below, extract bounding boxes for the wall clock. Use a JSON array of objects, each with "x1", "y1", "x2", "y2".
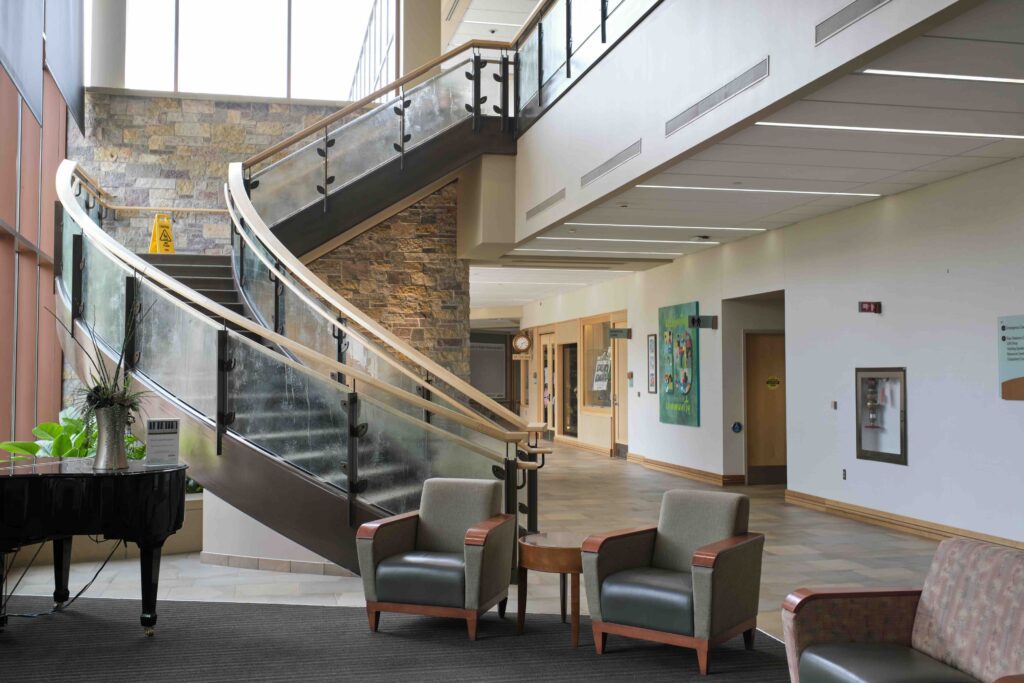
[{"x1": 512, "y1": 332, "x2": 532, "y2": 353}]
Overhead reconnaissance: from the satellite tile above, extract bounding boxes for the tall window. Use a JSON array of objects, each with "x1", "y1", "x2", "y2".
[
  {"x1": 124, "y1": 0, "x2": 176, "y2": 91},
  {"x1": 348, "y1": 0, "x2": 397, "y2": 100}
]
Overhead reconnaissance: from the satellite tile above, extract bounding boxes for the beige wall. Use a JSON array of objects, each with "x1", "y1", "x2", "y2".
[{"x1": 401, "y1": 0, "x2": 442, "y2": 85}]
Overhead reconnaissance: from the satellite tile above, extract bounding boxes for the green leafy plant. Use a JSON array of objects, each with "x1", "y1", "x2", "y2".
[{"x1": 0, "y1": 407, "x2": 146, "y2": 460}]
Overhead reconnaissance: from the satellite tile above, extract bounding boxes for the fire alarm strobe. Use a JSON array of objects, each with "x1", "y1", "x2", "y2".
[{"x1": 858, "y1": 302, "x2": 882, "y2": 314}]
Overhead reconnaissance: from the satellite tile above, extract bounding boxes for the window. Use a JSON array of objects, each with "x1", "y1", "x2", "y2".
[
  {"x1": 177, "y1": 0, "x2": 288, "y2": 98},
  {"x1": 292, "y1": 0, "x2": 375, "y2": 101},
  {"x1": 124, "y1": 0, "x2": 175, "y2": 91},
  {"x1": 582, "y1": 319, "x2": 612, "y2": 409}
]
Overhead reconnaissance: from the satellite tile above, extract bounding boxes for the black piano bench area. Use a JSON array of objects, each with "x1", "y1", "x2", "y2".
[{"x1": 0, "y1": 456, "x2": 187, "y2": 636}]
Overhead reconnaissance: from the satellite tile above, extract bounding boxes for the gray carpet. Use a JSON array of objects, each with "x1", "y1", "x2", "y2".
[{"x1": 1, "y1": 597, "x2": 790, "y2": 681}]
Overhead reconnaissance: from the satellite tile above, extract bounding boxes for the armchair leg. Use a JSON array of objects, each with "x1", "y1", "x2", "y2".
[
  {"x1": 466, "y1": 613, "x2": 478, "y2": 641},
  {"x1": 366, "y1": 605, "x2": 380, "y2": 633},
  {"x1": 593, "y1": 623, "x2": 607, "y2": 654},
  {"x1": 498, "y1": 597, "x2": 508, "y2": 619},
  {"x1": 743, "y1": 628, "x2": 755, "y2": 651},
  {"x1": 696, "y1": 643, "x2": 709, "y2": 676}
]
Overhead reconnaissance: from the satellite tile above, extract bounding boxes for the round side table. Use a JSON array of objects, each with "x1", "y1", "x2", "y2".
[{"x1": 517, "y1": 532, "x2": 585, "y2": 647}]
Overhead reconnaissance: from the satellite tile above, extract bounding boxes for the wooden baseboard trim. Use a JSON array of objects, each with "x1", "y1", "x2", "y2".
[
  {"x1": 554, "y1": 435, "x2": 612, "y2": 456},
  {"x1": 626, "y1": 453, "x2": 745, "y2": 487},
  {"x1": 785, "y1": 490, "x2": 1024, "y2": 551}
]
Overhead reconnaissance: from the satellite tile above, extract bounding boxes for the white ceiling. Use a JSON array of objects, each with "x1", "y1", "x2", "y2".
[
  {"x1": 445, "y1": 0, "x2": 540, "y2": 50},
  {"x1": 470, "y1": 265, "x2": 630, "y2": 309},
  {"x1": 477, "y1": 0, "x2": 1024, "y2": 310}
]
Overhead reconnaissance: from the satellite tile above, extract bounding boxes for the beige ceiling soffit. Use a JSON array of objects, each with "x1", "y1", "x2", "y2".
[{"x1": 299, "y1": 169, "x2": 464, "y2": 264}]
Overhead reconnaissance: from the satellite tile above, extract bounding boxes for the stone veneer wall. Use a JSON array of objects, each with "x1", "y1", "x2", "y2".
[
  {"x1": 307, "y1": 182, "x2": 470, "y2": 382},
  {"x1": 67, "y1": 90, "x2": 348, "y2": 254}
]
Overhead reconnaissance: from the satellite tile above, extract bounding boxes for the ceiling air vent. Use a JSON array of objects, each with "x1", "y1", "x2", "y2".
[
  {"x1": 815, "y1": 0, "x2": 890, "y2": 45},
  {"x1": 525, "y1": 188, "x2": 566, "y2": 221},
  {"x1": 665, "y1": 57, "x2": 769, "y2": 137},
  {"x1": 581, "y1": 139, "x2": 642, "y2": 188}
]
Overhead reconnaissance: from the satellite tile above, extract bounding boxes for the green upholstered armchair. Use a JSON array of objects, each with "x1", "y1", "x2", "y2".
[
  {"x1": 356, "y1": 478, "x2": 515, "y2": 640},
  {"x1": 782, "y1": 538, "x2": 1024, "y2": 683},
  {"x1": 581, "y1": 490, "x2": 764, "y2": 675}
]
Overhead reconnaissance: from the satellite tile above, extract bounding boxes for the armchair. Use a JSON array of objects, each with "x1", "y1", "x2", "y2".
[
  {"x1": 582, "y1": 490, "x2": 764, "y2": 675},
  {"x1": 782, "y1": 538, "x2": 1024, "y2": 683},
  {"x1": 356, "y1": 478, "x2": 515, "y2": 640}
]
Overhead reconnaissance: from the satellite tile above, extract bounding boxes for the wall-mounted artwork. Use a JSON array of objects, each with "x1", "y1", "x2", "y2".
[
  {"x1": 856, "y1": 367, "x2": 907, "y2": 465},
  {"x1": 658, "y1": 302, "x2": 700, "y2": 426},
  {"x1": 647, "y1": 334, "x2": 658, "y2": 393}
]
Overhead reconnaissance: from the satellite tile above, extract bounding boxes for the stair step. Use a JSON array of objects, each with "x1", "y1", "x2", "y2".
[
  {"x1": 194, "y1": 288, "x2": 241, "y2": 305},
  {"x1": 174, "y1": 275, "x2": 236, "y2": 290},
  {"x1": 139, "y1": 253, "x2": 232, "y2": 266},
  {"x1": 155, "y1": 263, "x2": 234, "y2": 278}
]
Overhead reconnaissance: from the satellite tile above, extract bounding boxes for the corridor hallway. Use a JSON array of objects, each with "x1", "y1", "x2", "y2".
[{"x1": 12, "y1": 442, "x2": 937, "y2": 642}]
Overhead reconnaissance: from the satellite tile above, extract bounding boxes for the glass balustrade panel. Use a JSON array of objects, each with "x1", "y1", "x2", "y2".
[
  {"x1": 80, "y1": 238, "x2": 127, "y2": 349},
  {"x1": 518, "y1": 29, "x2": 540, "y2": 105},
  {"x1": 403, "y1": 62, "x2": 474, "y2": 154},
  {"x1": 356, "y1": 396, "x2": 498, "y2": 514},
  {"x1": 239, "y1": 234, "x2": 276, "y2": 329},
  {"x1": 136, "y1": 277, "x2": 219, "y2": 417},
  {"x1": 540, "y1": 0, "x2": 568, "y2": 85},
  {"x1": 227, "y1": 333, "x2": 350, "y2": 487}
]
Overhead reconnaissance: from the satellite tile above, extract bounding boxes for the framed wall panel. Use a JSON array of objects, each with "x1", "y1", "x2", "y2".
[
  {"x1": 0, "y1": 235, "x2": 13, "y2": 440},
  {"x1": 44, "y1": 0, "x2": 84, "y2": 132},
  {"x1": 18, "y1": 99, "x2": 41, "y2": 243},
  {"x1": 0, "y1": 66, "x2": 18, "y2": 230},
  {"x1": 14, "y1": 252, "x2": 39, "y2": 439},
  {"x1": 0, "y1": 0, "x2": 44, "y2": 121}
]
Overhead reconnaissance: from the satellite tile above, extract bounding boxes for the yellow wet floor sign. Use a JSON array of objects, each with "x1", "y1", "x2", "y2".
[{"x1": 149, "y1": 213, "x2": 175, "y2": 254}]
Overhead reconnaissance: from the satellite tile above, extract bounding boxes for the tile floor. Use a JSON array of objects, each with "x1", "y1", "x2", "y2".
[{"x1": 11, "y1": 442, "x2": 939, "y2": 641}]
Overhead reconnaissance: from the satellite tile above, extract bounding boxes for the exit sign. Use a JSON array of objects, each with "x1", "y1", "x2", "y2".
[{"x1": 859, "y1": 301, "x2": 882, "y2": 314}]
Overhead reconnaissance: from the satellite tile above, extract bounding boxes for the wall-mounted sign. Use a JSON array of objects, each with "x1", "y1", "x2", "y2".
[
  {"x1": 659, "y1": 302, "x2": 700, "y2": 427},
  {"x1": 858, "y1": 301, "x2": 882, "y2": 314},
  {"x1": 609, "y1": 327, "x2": 632, "y2": 340},
  {"x1": 998, "y1": 314, "x2": 1024, "y2": 400},
  {"x1": 766, "y1": 376, "x2": 781, "y2": 390},
  {"x1": 647, "y1": 334, "x2": 657, "y2": 394},
  {"x1": 512, "y1": 353, "x2": 531, "y2": 361},
  {"x1": 592, "y1": 353, "x2": 611, "y2": 391}
]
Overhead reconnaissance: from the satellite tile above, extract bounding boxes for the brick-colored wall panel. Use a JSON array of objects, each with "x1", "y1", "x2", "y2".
[
  {"x1": 0, "y1": 236, "x2": 13, "y2": 440},
  {"x1": 14, "y1": 253, "x2": 39, "y2": 439},
  {"x1": 18, "y1": 100, "x2": 41, "y2": 243},
  {"x1": 0, "y1": 67, "x2": 19, "y2": 230}
]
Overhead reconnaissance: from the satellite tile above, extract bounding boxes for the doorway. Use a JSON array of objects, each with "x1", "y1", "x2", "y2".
[
  {"x1": 611, "y1": 322, "x2": 629, "y2": 458},
  {"x1": 745, "y1": 332, "x2": 787, "y2": 484},
  {"x1": 561, "y1": 343, "x2": 579, "y2": 437},
  {"x1": 540, "y1": 333, "x2": 556, "y2": 436}
]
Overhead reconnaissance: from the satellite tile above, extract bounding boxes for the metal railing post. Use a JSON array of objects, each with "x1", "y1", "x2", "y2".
[
  {"x1": 315, "y1": 126, "x2": 336, "y2": 213},
  {"x1": 124, "y1": 274, "x2": 141, "y2": 371},
  {"x1": 346, "y1": 392, "x2": 368, "y2": 528},
  {"x1": 272, "y1": 261, "x2": 284, "y2": 335},
  {"x1": 465, "y1": 54, "x2": 486, "y2": 132},
  {"x1": 392, "y1": 86, "x2": 411, "y2": 169},
  {"x1": 70, "y1": 233, "x2": 84, "y2": 327},
  {"x1": 601, "y1": 0, "x2": 608, "y2": 43},
  {"x1": 565, "y1": 0, "x2": 572, "y2": 79},
  {"x1": 216, "y1": 329, "x2": 236, "y2": 455},
  {"x1": 419, "y1": 372, "x2": 433, "y2": 424},
  {"x1": 537, "y1": 23, "x2": 544, "y2": 108},
  {"x1": 334, "y1": 316, "x2": 348, "y2": 385},
  {"x1": 495, "y1": 53, "x2": 510, "y2": 131},
  {"x1": 53, "y1": 202, "x2": 63, "y2": 292}
]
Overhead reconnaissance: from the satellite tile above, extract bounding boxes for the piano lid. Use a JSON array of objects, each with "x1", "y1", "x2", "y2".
[{"x1": 0, "y1": 455, "x2": 187, "y2": 478}]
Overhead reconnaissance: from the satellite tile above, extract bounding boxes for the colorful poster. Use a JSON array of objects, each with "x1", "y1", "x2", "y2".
[
  {"x1": 659, "y1": 302, "x2": 700, "y2": 426},
  {"x1": 998, "y1": 314, "x2": 1024, "y2": 400}
]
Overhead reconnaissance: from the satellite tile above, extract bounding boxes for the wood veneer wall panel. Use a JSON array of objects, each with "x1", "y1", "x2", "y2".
[
  {"x1": 0, "y1": 66, "x2": 19, "y2": 230},
  {"x1": 18, "y1": 99, "x2": 41, "y2": 243},
  {"x1": 36, "y1": 264, "x2": 61, "y2": 423},
  {"x1": 14, "y1": 252, "x2": 38, "y2": 439}
]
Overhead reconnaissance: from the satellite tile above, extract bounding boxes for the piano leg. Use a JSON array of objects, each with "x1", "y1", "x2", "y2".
[
  {"x1": 1, "y1": 550, "x2": 7, "y2": 630},
  {"x1": 138, "y1": 542, "x2": 163, "y2": 636},
  {"x1": 52, "y1": 537, "x2": 73, "y2": 607}
]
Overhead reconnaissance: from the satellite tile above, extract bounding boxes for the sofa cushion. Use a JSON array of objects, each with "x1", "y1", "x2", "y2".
[
  {"x1": 601, "y1": 567, "x2": 694, "y2": 636},
  {"x1": 912, "y1": 538, "x2": 1024, "y2": 682},
  {"x1": 376, "y1": 551, "x2": 465, "y2": 609},
  {"x1": 799, "y1": 643, "x2": 978, "y2": 683}
]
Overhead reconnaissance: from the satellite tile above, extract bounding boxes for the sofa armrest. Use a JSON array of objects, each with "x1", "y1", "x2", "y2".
[
  {"x1": 994, "y1": 676, "x2": 1024, "y2": 683},
  {"x1": 355, "y1": 511, "x2": 419, "y2": 603},
  {"x1": 782, "y1": 587, "x2": 922, "y2": 683},
  {"x1": 691, "y1": 533, "x2": 765, "y2": 640},
  {"x1": 464, "y1": 514, "x2": 515, "y2": 610},
  {"x1": 581, "y1": 526, "x2": 657, "y2": 622}
]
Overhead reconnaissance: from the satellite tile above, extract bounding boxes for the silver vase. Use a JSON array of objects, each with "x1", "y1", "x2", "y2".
[{"x1": 93, "y1": 405, "x2": 129, "y2": 471}]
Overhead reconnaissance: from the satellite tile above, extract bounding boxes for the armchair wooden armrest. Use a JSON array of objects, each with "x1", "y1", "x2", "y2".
[
  {"x1": 693, "y1": 533, "x2": 764, "y2": 568},
  {"x1": 582, "y1": 526, "x2": 657, "y2": 553},
  {"x1": 465, "y1": 514, "x2": 514, "y2": 546},
  {"x1": 783, "y1": 586, "x2": 923, "y2": 613},
  {"x1": 356, "y1": 510, "x2": 419, "y2": 541},
  {"x1": 994, "y1": 676, "x2": 1024, "y2": 683}
]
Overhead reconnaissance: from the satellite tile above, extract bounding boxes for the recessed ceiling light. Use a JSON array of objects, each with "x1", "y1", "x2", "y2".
[
  {"x1": 862, "y1": 68, "x2": 1024, "y2": 85},
  {"x1": 513, "y1": 248, "x2": 682, "y2": 256},
  {"x1": 538, "y1": 236, "x2": 719, "y2": 245},
  {"x1": 463, "y1": 19, "x2": 521, "y2": 27},
  {"x1": 755, "y1": 121, "x2": 1024, "y2": 141},
  {"x1": 564, "y1": 222, "x2": 766, "y2": 232},
  {"x1": 472, "y1": 281, "x2": 589, "y2": 286},
  {"x1": 637, "y1": 183, "x2": 880, "y2": 198}
]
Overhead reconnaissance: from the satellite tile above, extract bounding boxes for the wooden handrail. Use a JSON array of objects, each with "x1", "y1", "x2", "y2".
[
  {"x1": 227, "y1": 163, "x2": 532, "y2": 432},
  {"x1": 243, "y1": 38, "x2": 510, "y2": 169},
  {"x1": 59, "y1": 161, "x2": 528, "y2": 447}
]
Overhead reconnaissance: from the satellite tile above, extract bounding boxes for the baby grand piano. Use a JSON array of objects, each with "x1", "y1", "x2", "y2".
[{"x1": 0, "y1": 455, "x2": 187, "y2": 635}]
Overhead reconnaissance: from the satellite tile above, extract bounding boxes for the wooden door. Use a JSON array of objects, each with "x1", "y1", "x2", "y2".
[
  {"x1": 612, "y1": 323, "x2": 628, "y2": 457},
  {"x1": 745, "y1": 333, "x2": 787, "y2": 485}
]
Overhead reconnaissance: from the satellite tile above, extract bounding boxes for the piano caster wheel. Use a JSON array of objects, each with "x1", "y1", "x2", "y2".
[{"x1": 144, "y1": 627, "x2": 155, "y2": 637}]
